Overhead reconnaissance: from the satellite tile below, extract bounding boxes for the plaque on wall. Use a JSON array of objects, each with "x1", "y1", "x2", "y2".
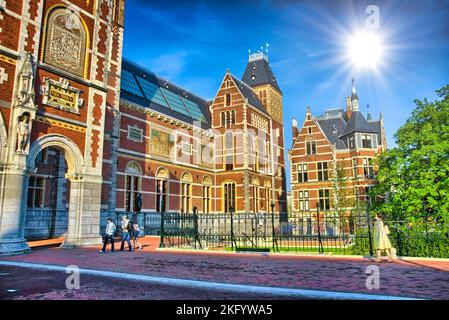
[
  {"x1": 41, "y1": 77, "x2": 83, "y2": 114},
  {"x1": 150, "y1": 128, "x2": 174, "y2": 158},
  {"x1": 43, "y1": 8, "x2": 88, "y2": 78}
]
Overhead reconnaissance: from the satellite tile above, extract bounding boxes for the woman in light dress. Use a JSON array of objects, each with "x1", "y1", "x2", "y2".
[{"x1": 373, "y1": 213, "x2": 395, "y2": 263}]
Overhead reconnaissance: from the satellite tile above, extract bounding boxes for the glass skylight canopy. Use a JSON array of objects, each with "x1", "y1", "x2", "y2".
[
  {"x1": 181, "y1": 97, "x2": 208, "y2": 124},
  {"x1": 121, "y1": 61, "x2": 209, "y2": 125},
  {"x1": 121, "y1": 69, "x2": 144, "y2": 98},
  {"x1": 136, "y1": 76, "x2": 170, "y2": 109}
]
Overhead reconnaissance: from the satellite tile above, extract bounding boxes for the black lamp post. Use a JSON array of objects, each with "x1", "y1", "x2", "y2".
[{"x1": 271, "y1": 201, "x2": 276, "y2": 250}]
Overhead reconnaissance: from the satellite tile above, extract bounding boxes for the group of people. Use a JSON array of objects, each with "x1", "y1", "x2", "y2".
[{"x1": 99, "y1": 215, "x2": 143, "y2": 253}]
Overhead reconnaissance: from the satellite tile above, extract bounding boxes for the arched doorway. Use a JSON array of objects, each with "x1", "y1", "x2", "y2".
[
  {"x1": 27, "y1": 134, "x2": 102, "y2": 247},
  {"x1": 25, "y1": 147, "x2": 70, "y2": 240}
]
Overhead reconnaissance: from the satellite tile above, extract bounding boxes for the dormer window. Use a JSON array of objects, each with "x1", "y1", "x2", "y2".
[
  {"x1": 362, "y1": 134, "x2": 372, "y2": 148},
  {"x1": 251, "y1": 75, "x2": 256, "y2": 81}
]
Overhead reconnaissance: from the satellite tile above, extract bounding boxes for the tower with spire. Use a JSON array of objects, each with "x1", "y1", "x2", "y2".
[{"x1": 242, "y1": 47, "x2": 284, "y2": 124}]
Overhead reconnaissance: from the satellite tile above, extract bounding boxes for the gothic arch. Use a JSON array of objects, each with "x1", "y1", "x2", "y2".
[{"x1": 27, "y1": 134, "x2": 84, "y2": 176}]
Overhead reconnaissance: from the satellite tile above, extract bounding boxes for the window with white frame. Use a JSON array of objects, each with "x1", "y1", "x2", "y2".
[
  {"x1": 363, "y1": 158, "x2": 375, "y2": 178},
  {"x1": 298, "y1": 190, "x2": 310, "y2": 211},
  {"x1": 317, "y1": 162, "x2": 329, "y2": 181},
  {"x1": 361, "y1": 134, "x2": 372, "y2": 148},
  {"x1": 319, "y1": 189, "x2": 331, "y2": 211},
  {"x1": 297, "y1": 164, "x2": 308, "y2": 182}
]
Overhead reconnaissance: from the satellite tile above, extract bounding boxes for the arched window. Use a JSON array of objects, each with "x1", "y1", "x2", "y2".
[
  {"x1": 43, "y1": 7, "x2": 88, "y2": 78},
  {"x1": 223, "y1": 181, "x2": 235, "y2": 213},
  {"x1": 156, "y1": 167, "x2": 169, "y2": 213},
  {"x1": 125, "y1": 161, "x2": 142, "y2": 212},
  {"x1": 202, "y1": 176, "x2": 212, "y2": 214},
  {"x1": 180, "y1": 172, "x2": 192, "y2": 214}
]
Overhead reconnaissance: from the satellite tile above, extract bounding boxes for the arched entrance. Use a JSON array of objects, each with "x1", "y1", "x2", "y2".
[{"x1": 27, "y1": 134, "x2": 102, "y2": 248}]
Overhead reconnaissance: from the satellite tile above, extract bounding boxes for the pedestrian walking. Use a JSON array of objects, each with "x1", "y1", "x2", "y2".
[
  {"x1": 99, "y1": 217, "x2": 116, "y2": 253},
  {"x1": 120, "y1": 215, "x2": 133, "y2": 251},
  {"x1": 132, "y1": 223, "x2": 143, "y2": 250},
  {"x1": 373, "y1": 213, "x2": 395, "y2": 262}
]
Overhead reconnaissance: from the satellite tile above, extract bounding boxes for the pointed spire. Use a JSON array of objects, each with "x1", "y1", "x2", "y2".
[
  {"x1": 367, "y1": 104, "x2": 372, "y2": 120},
  {"x1": 351, "y1": 78, "x2": 359, "y2": 101}
]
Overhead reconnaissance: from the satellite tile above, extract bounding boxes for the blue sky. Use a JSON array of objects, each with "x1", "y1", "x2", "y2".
[{"x1": 123, "y1": 0, "x2": 449, "y2": 190}]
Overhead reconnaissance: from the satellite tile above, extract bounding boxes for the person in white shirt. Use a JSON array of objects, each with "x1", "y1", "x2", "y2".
[{"x1": 99, "y1": 217, "x2": 116, "y2": 253}]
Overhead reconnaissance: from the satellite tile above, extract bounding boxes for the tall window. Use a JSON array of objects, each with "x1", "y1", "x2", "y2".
[
  {"x1": 226, "y1": 93, "x2": 231, "y2": 106},
  {"x1": 306, "y1": 139, "x2": 316, "y2": 155},
  {"x1": 156, "y1": 168, "x2": 169, "y2": 213},
  {"x1": 252, "y1": 185, "x2": 260, "y2": 213},
  {"x1": 348, "y1": 135, "x2": 356, "y2": 149},
  {"x1": 202, "y1": 176, "x2": 212, "y2": 214},
  {"x1": 318, "y1": 189, "x2": 331, "y2": 211},
  {"x1": 363, "y1": 158, "x2": 375, "y2": 178},
  {"x1": 223, "y1": 182, "x2": 236, "y2": 213},
  {"x1": 221, "y1": 112, "x2": 226, "y2": 126},
  {"x1": 297, "y1": 164, "x2": 308, "y2": 182},
  {"x1": 225, "y1": 132, "x2": 234, "y2": 170},
  {"x1": 27, "y1": 176, "x2": 45, "y2": 208},
  {"x1": 352, "y1": 158, "x2": 358, "y2": 177},
  {"x1": 298, "y1": 190, "x2": 310, "y2": 211},
  {"x1": 265, "y1": 184, "x2": 272, "y2": 213},
  {"x1": 317, "y1": 162, "x2": 329, "y2": 181},
  {"x1": 125, "y1": 162, "x2": 142, "y2": 212},
  {"x1": 180, "y1": 173, "x2": 192, "y2": 214},
  {"x1": 361, "y1": 134, "x2": 372, "y2": 148}
]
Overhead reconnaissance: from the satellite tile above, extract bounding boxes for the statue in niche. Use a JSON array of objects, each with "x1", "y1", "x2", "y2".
[{"x1": 16, "y1": 114, "x2": 30, "y2": 153}]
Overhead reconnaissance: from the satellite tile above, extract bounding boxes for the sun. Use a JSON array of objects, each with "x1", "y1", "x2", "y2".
[{"x1": 346, "y1": 31, "x2": 384, "y2": 70}]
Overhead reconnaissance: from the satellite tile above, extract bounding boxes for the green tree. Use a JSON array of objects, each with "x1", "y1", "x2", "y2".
[{"x1": 371, "y1": 85, "x2": 449, "y2": 225}]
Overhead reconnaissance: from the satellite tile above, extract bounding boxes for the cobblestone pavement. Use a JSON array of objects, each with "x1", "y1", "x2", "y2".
[{"x1": 0, "y1": 237, "x2": 448, "y2": 300}]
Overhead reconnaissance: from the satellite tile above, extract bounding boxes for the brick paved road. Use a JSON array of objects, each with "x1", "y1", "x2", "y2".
[
  {"x1": 0, "y1": 266, "x2": 292, "y2": 300},
  {"x1": 0, "y1": 237, "x2": 448, "y2": 300}
]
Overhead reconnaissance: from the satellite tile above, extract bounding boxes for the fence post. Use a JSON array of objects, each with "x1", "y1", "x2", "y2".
[
  {"x1": 159, "y1": 211, "x2": 165, "y2": 248},
  {"x1": 366, "y1": 206, "x2": 373, "y2": 257},
  {"x1": 230, "y1": 207, "x2": 235, "y2": 251},
  {"x1": 316, "y1": 203, "x2": 324, "y2": 254},
  {"x1": 271, "y1": 202, "x2": 277, "y2": 251}
]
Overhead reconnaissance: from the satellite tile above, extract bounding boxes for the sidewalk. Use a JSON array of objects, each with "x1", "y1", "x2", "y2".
[{"x1": 0, "y1": 236, "x2": 448, "y2": 300}]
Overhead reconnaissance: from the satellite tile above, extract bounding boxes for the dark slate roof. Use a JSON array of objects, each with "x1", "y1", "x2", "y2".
[
  {"x1": 230, "y1": 74, "x2": 268, "y2": 114},
  {"x1": 340, "y1": 111, "x2": 378, "y2": 137},
  {"x1": 368, "y1": 120, "x2": 382, "y2": 143},
  {"x1": 120, "y1": 59, "x2": 211, "y2": 129},
  {"x1": 242, "y1": 57, "x2": 282, "y2": 93},
  {"x1": 316, "y1": 117, "x2": 348, "y2": 149}
]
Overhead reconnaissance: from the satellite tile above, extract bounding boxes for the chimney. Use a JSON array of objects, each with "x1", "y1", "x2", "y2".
[
  {"x1": 346, "y1": 97, "x2": 352, "y2": 119},
  {"x1": 292, "y1": 117, "x2": 298, "y2": 138}
]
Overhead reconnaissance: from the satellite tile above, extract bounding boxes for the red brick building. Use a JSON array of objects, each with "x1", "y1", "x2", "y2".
[
  {"x1": 117, "y1": 51, "x2": 287, "y2": 219},
  {"x1": 288, "y1": 80, "x2": 387, "y2": 215},
  {"x1": 0, "y1": 0, "x2": 287, "y2": 254},
  {"x1": 0, "y1": 0, "x2": 125, "y2": 254}
]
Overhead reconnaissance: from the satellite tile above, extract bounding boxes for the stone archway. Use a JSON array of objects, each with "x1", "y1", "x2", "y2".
[{"x1": 27, "y1": 134, "x2": 102, "y2": 248}]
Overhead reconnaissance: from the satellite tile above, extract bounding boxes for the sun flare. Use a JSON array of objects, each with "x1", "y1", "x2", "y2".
[{"x1": 347, "y1": 31, "x2": 384, "y2": 69}]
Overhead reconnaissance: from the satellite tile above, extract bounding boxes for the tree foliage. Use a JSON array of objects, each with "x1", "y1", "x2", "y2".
[{"x1": 371, "y1": 85, "x2": 449, "y2": 224}]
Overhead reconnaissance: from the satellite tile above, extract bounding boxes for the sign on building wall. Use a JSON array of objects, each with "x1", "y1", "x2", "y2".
[
  {"x1": 41, "y1": 78, "x2": 83, "y2": 114},
  {"x1": 150, "y1": 128, "x2": 174, "y2": 158}
]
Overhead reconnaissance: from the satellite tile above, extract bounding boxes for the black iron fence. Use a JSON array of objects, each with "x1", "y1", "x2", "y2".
[
  {"x1": 159, "y1": 210, "x2": 374, "y2": 255},
  {"x1": 115, "y1": 210, "x2": 449, "y2": 257}
]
